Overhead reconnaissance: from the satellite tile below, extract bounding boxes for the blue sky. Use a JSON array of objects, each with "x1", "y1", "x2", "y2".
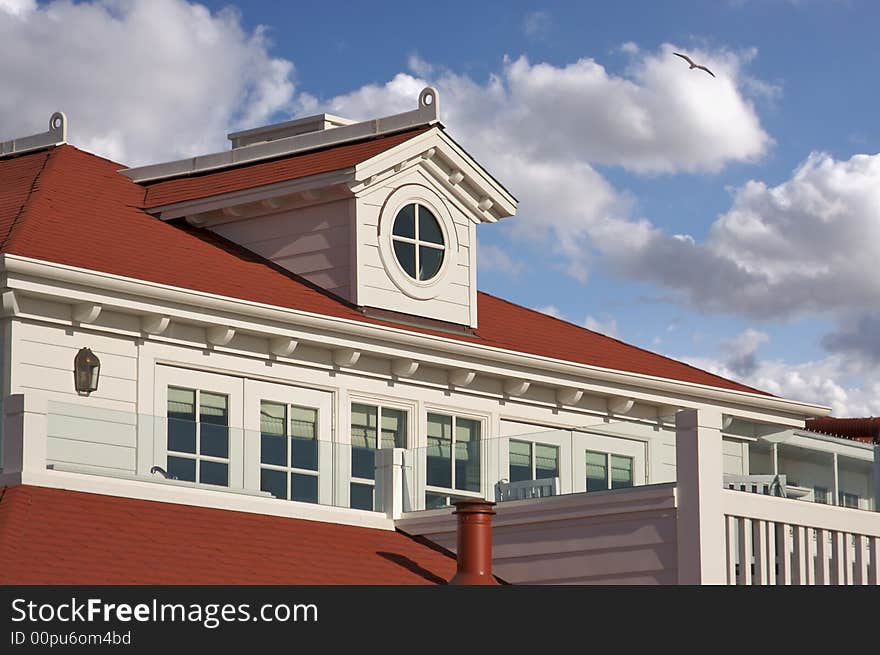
[{"x1": 2, "y1": 0, "x2": 879, "y2": 414}]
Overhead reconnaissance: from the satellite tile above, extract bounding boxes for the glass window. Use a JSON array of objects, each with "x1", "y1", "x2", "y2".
[
  {"x1": 350, "y1": 402, "x2": 408, "y2": 510},
  {"x1": 586, "y1": 451, "x2": 635, "y2": 491},
  {"x1": 610, "y1": 455, "x2": 633, "y2": 489},
  {"x1": 508, "y1": 440, "x2": 532, "y2": 483},
  {"x1": 509, "y1": 440, "x2": 558, "y2": 483},
  {"x1": 839, "y1": 492, "x2": 859, "y2": 508},
  {"x1": 259, "y1": 400, "x2": 320, "y2": 504},
  {"x1": 391, "y1": 203, "x2": 445, "y2": 281},
  {"x1": 813, "y1": 486, "x2": 829, "y2": 504},
  {"x1": 586, "y1": 451, "x2": 607, "y2": 492},
  {"x1": 426, "y1": 413, "x2": 481, "y2": 501},
  {"x1": 166, "y1": 387, "x2": 229, "y2": 486}
]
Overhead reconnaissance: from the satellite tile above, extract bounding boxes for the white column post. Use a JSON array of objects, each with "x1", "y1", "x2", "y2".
[
  {"x1": 2, "y1": 393, "x2": 48, "y2": 475},
  {"x1": 675, "y1": 407, "x2": 726, "y2": 585},
  {"x1": 873, "y1": 445, "x2": 880, "y2": 512},
  {"x1": 374, "y1": 447, "x2": 408, "y2": 519},
  {"x1": 832, "y1": 452, "x2": 839, "y2": 506}
]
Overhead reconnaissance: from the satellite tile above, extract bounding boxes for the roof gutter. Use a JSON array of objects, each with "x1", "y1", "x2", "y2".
[{"x1": 0, "y1": 254, "x2": 832, "y2": 419}]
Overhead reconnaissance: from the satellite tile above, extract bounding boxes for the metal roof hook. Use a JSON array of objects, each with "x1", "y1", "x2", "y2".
[
  {"x1": 418, "y1": 87, "x2": 439, "y2": 120},
  {"x1": 49, "y1": 111, "x2": 67, "y2": 143}
]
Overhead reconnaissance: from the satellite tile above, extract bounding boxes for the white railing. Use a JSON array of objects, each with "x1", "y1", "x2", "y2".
[
  {"x1": 722, "y1": 489, "x2": 880, "y2": 585},
  {"x1": 675, "y1": 408, "x2": 880, "y2": 585}
]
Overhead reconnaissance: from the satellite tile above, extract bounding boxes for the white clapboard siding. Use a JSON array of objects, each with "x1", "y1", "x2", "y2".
[
  {"x1": 46, "y1": 437, "x2": 136, "y2": 474},
  {"x1": 211, "y1": 200, "x2": 354, "y2": 302}
]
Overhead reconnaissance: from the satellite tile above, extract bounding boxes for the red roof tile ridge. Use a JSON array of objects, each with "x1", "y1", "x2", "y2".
[{"x1": 477, "y1": 290, "x2": 772, "y2": 397}]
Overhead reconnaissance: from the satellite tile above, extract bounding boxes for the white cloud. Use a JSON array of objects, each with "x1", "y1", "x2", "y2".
[
  {"x1": 686, "y1": 352, "x2": 880, "y2": 417},
  {"x1": 0, "y1": 0, "x2": 295, "y2": 165},
  {"x1": 719, "y1": 328, "x2": 769, "y2": 376},
  {"x1": 478, "y1": 242, "x2": 525, "y2": 277},
  {"x1": 612, "y1": 151, "x2": 880, "y2": 323},
  {"x1": 534, "y1": 305, "x2": 565, "y2": 319},
  {"x1": 584, "y1": 314, "x2": 619, "y2": 337},
  {"x1": 522, "y1": 11, "x2": 552, "y2": 39},
  {"x1": 0, "y1": 0, "x2": 35, "y2": 16}
]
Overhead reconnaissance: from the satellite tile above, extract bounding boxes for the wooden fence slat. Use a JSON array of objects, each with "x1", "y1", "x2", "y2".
[
  {"x1": 738, "y1": 518, "x2": 752, "y2": 585},
  {"x1": 817, "y1": 529, "x2": 831, "y2": 585},
  {"x1": 755, "y1": 519, "x2": 769, "y2": 584},
  {"x1": 726, "y1": 516, "x2": 737, "y2": 585}
]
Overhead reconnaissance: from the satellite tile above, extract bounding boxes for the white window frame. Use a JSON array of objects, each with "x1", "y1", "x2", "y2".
[
  {"x1": 244, "y1": 379, "x2": 334, "y2": 506},
  {"x1": 154, "y1": 366, "x2": 244, "y2": 489},
  {"x1": 345, "y1": 396, "x2": 414, "y2": 510},
  {"x1": 585, "y1": 450, "x2": 635, "y2": 492},
  {"x1": 377, "y1": 183, "x2": 457, "y2": 300},
  {"x1": 422, "y1": 411, "x2": 485, "y2": 508},
  {"x1": 499, "y1": 422, "x2": 573, "y2": 494},
  {"x1": 572, "y1": 431, "x2": 646, "y2": 493}
]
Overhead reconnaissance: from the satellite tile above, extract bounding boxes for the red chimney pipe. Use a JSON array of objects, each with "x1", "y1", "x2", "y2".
[{"x1": 449, "y1": 499, "x2": 498, "y2": 585}]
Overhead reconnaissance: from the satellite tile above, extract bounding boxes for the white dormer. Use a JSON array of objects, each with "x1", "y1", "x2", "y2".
[{"x1": 129, "y1": 88, "x2": 517, "y2": 328}]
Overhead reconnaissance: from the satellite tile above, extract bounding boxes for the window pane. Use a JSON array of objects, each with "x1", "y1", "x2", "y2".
[
  {"x1": 455, "y1": 418, "x2": 481, "y2": 492},
  {"x1": 586, "y1": 451, "x2": 607, "y2": 492},
  {"x1": 200, "y1": 460, "x2": 228, "y2": 487},
  {"x1": 427, "y1": 413, "x2": 453, "y2": 489},
  {"x1": 392, "y1": 203, "x2": 415, "y2": 238},
  {"x1": 509, "y1": 440, "x2": 532, "y2": 483},
  {"x1": 168, "y1": 387, "x2": 196, "y2": 419},
  {"x1": 610, "y1": 455, "x2": 633, "y2": 489},
  {"x1": 290, "y1": 406, "x2": 317, "y2": 440},
  {"x1": 261, "y1": 433, "x2": 286, "y2": 466},
  {"x1": 535, "y1": 444, "x2": 559, "y2": 479},
  {"x1": 350, "y1": 483, "x2": 374, "y2": 511},
  {"x1": 814, "y1": 486, "x2": 829, "y2": 504},
  {"x1": 351, "y1": 403, "x2": 377, "y2": 449},
  {"x1": 200, "y1": 392, "x2": 228, "y2": 425},
  {"x1": 167, "y1": 455, "x2": 195, "y2": 482},
  {"x1": 351, "y1": 447, "x2": 375, "y2": 480},
  {"x1": 381, "y1": 408, "x2": 407, "y2": 449},
  {"x1": 292, "y1": 473, "x2": 319, "y2": 504},
  {"x1": 417, "y1": 206, "x2": 444, "y2": 244},
  {"x1": 425, "y1": 492, "x2": 450, "y2": 510},
  {"x1": 167, "y1": 418, "x2": 196, "y2": 454},
  {"x1": 200, "y1": 423, "x2": 228, "y2": 459},
  {"x1": 260, "y1": 401, "x2": 286, "y2": 436},
  {"x1": 292, "y1": 436, "x2": 318, "y2": 471},
  {"x1": 418, "y1": 245, "x2": 444, "y2": 281},
  {"x1": 167, "y1": 387, "x2": 196, "y2": 454},
  {"x1": 393, "y1": 240, "x2": 416, "y2": 278},
  {"x1": 261, "y1": 468, "x2": 287, "y2": 499},
  {"x1": 260, "y1": 401, "x2": 286, "y2": 466}
]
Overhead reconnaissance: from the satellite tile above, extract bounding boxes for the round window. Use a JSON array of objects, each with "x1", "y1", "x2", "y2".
[{"x1": 391, "y1": 203, "x2": 445, "y2": 281}]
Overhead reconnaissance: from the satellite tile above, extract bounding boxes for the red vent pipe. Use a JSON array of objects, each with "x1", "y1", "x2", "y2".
[{"x1": 449, "y1": 499, "x2": 498, "y2": 585}]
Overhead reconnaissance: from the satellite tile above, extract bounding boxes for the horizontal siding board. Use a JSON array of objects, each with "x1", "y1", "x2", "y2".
[
  {"x1": 18, "y1": 339, "x2": 136, "y2": 380},
  {"x1": 46, "y1": 436, "x2": 136, "y2": 472},
  {"x1": 15, "y1": 363, "x2": 136, "y2": 402},
  {"x1": 48, "y1": 414, "x2": 137, "y2": 448}
]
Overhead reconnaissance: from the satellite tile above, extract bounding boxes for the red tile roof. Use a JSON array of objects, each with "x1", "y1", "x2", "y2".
[
  {"x1": 805, "y1": 417, "x2": 880, "y2": 444},
  {"x1": 141, "y1": 128, "x2": 429, "y2": 208},
  {"x1": 0, "y1": 143, "x2": 768, "y2": 396},
  {"x1": 0, "y1": 485, "x2": 455, "y2": 584}
]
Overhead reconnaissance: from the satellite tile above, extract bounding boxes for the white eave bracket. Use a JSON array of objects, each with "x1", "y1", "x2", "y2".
[{"x1": 0, "y1": 112, "x2": 67, "y2": 158}]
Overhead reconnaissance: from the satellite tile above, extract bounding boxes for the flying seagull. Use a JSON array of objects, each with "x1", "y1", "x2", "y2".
[{"x1": 674, "y1": 52, "x2": 715, "y2": 78}]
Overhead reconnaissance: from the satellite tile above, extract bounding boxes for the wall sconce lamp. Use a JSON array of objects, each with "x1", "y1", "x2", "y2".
[{"x1": 74, "y1": 347, "x2": 101, "y2": 396}]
